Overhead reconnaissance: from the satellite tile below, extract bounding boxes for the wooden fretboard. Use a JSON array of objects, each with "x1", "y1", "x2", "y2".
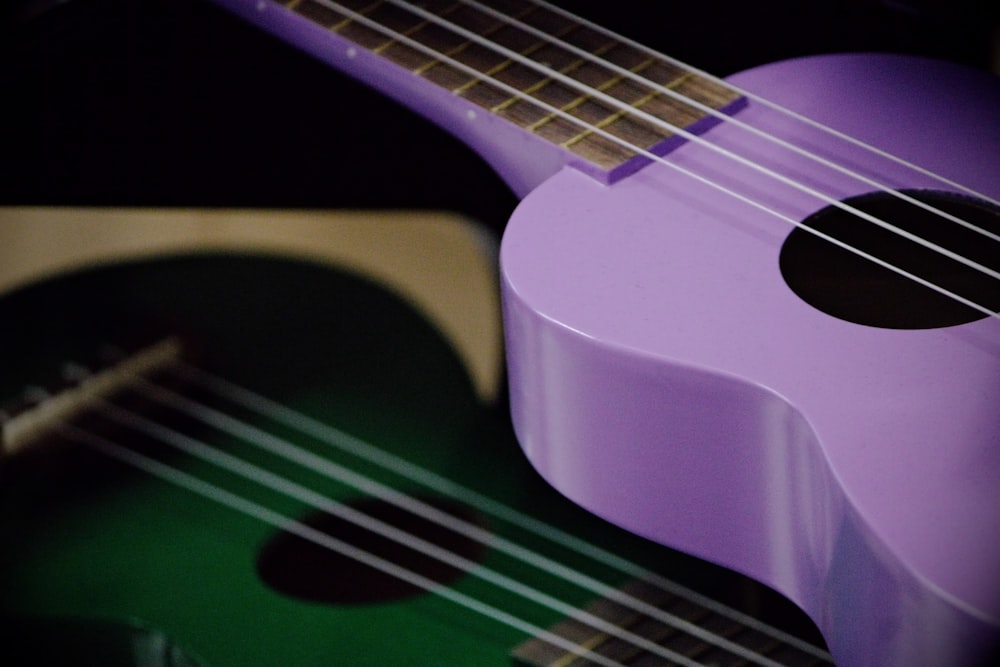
[
  {"x1": 286, "y1": 0, "x2": 744, "y2": 174},
  {"x1": 512, "y1": 579, "x2": 835, "y2": 666}
]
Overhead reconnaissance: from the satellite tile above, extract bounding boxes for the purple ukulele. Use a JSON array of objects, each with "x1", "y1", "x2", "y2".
[{"x1": 215, "y1": 1, "x2": 999, "y2": 664}]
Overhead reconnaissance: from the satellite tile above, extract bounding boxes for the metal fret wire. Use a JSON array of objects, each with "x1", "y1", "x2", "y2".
[
  {"x1": 458, "y1": 0, "x2": 1000, "y2": 244},
  {"x1": 529, "y1": 0, "x2": 1000, "y2": 210},
  {"x1": 296, "y1": 0, "x2": 999, "y2": 317},
  {"x1": 41, "y1": 358, "x2": 834, "y2": 666},
  {"x1": 379, "y1": 0, "x2": 999, "y2": 283}
]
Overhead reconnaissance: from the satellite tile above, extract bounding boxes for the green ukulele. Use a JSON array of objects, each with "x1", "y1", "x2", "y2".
[{"x1": 0, "y1": 209, "x2": 829, "y2": 666}]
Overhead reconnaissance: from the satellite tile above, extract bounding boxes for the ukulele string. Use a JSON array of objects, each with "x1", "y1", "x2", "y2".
[
  {"x1": 383, "y1": 0, "x2": 999, "y2": 281},
  {"x1": 528, "y1": 0, "x2": 1000, "y2": 210},
  {"x1": 459, "y1": 0, "x2": 1000, "y2": 243},
  {"x1": 83, "y1": 398, "x2": 705, "y2": 667},
  {"x1": 51, "y1": 362, "x2": 807, "y2": 667},
  {"x1": 308, "y1": 0, "x2": 999, "y2": 317},
  {"x1": 50, "y1": 422, "x2": 628, "y2": 667},
  {"x1": 168, "y1": 359, "x2": 831, "y2": 661},
  {"x1": 112, "y1": 368, "x2": 802, "y2": 667}
]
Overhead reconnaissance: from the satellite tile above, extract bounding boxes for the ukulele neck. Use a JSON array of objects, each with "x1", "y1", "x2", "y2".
[{"x1": 257, "y1": 0, "x2": 745, "y2": 183}]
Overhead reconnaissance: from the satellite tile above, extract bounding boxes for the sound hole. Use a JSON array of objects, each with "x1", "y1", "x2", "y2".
[
  {"x1": 256, "y1": 497, "x2": 489, "y2": 605},
  {"x1": 780, "y1": 190, "x2": 1000, "y2": 329}
]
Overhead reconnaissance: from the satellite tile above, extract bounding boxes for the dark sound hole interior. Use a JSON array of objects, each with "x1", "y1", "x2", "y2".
[
  {"x1": 256, "y1": 497, "x2": 490, "y2": 605},
  {"x1": 780, "y1": 190, "x2": 1000, "y2": 329}
]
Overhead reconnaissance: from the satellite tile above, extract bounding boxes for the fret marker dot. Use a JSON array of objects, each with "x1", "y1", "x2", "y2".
[
  {"x1": 347, "y1": 47, "x2": 358, "y2": 59},
  {"x1": 256, "y1": 0, "x2": 266, "y2": 11},
  {"x1": 466, "y1": 109, "x2": 477, "y2": 120}
]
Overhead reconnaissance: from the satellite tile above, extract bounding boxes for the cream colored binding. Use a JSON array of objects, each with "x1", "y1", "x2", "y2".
[{"x1": 0, "y1": 207, "x2": 502, "y2": 403}]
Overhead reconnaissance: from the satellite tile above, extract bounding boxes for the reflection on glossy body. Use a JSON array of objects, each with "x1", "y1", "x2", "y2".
[
  {"x1": 1, "y1": 254, "x2": 822, "y2": 665},
  {"x1": 502, "y1": 54, "x2": 1000, "y2": 666}
]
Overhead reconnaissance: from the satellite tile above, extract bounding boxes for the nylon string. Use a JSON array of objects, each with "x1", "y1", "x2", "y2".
[
  {"x1": 53, "y1": 423, "x2": 627, "y2": 667},
  {"x1": 50, "y1": 359, "x2": 835, "y2": 666},
  {"x1": 304, "y1": 0, "x2": 999, "y2": 318},
  {"x1": 383, "y1": 0, "x2": 998, "y2": 281},
  {"x1": 169, "y1": 360, "x2": 831, "y2": 660},
  {"x1": 458, "y1": 0, "x2": 1000, "y2": 243},
  {"x1": 528, "y1": 0, "x2": 1000, "y2": 209}
]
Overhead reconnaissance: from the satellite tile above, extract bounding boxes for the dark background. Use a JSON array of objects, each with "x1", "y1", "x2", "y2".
[
  {"x1": 1, "y1": 1, "x2": 997, "y2": 654},
  {"x1": 1, "y1": 0, "x2": 997, "y2": 231}
]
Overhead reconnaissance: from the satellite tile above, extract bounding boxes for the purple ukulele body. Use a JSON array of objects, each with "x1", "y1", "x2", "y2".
[
  {"x1": 501, "y1": 55, "x2": 1000, "y2": 667},
  {"x1": 218, "y1": 2, "x2": 999, "y2": 664}
]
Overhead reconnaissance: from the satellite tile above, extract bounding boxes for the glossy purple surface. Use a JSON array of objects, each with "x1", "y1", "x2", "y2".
[
  {"x1": 212, "y1": 2, "x2": 998, "y2": 663},
  {"x1": 502, "y1": 54, "x2": 999, "y2": 665}
]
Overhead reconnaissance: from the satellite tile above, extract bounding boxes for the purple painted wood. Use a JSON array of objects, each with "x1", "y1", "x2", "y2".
[
  {"x1": 213, "y1": 0, "x2": 570, "y2": 197},
  {"x1": 214, "y1": 2, "x2": 999, "y2": 663},
  {"x1": 502, "y1": 54, "x2": 1000, "y2": 666}
]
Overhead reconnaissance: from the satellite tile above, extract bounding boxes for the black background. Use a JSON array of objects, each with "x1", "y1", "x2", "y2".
[
  {"x1": 1, "y1": 1, "x2": 997, "y2": 655},
  {"x1": 1, "y1": 0, "x2": 997, "y2": 231}
]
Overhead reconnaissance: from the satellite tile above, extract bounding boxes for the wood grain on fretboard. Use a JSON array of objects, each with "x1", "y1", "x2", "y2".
[{"x1": 287, "y1": 0, "x2": 744, "y2": 173}]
